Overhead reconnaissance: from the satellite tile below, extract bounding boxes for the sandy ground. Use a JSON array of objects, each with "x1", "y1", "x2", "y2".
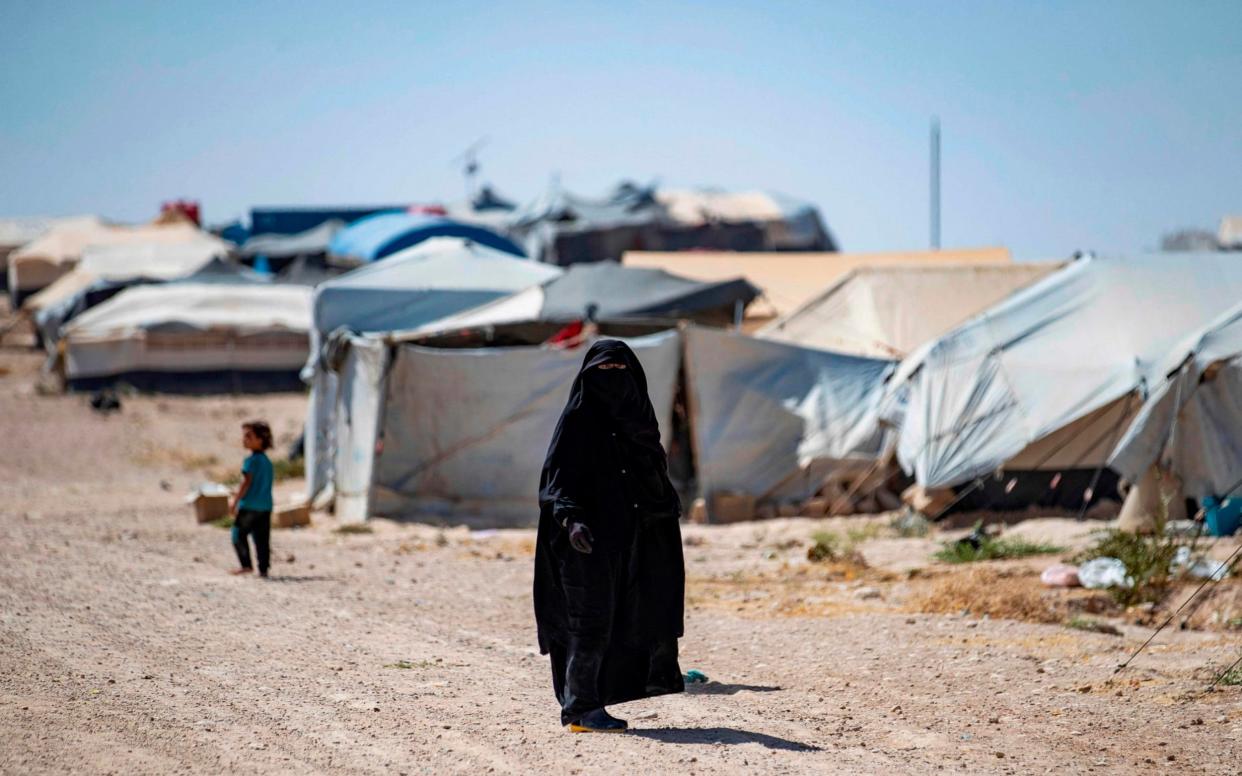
[{"x1": 2, "y1": 313, "x2": 1241, "y2": 775}]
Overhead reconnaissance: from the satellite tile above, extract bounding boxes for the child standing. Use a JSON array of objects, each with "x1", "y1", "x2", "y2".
[{"x1": 230, "y1": 421, "x2": 275, "y2": 578}]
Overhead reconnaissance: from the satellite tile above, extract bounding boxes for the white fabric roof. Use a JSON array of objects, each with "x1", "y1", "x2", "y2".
[
  {"x1": 394, "y1": 285, "x2": 548, "y2": 337},
  {"x1": 759, "y1": 263, "x2": 1060, "y2": 358},
  {"x1": 64, "y1": 283, "x2": 311, "y2": 339},
  {"x1": 1109, "y1": 301, "x2": 1242, "y2": 498},
  {"x1": 311, "y1": 237, "x2": 561, "y2": 340},
  {"x1": 23, "y1": 236, "x2": 231, "y2": 314},
  {"x1": 11, "y1": 221, "x2": 208, "y2": 267},
  {"x1": 889, "y1": 253, "x2": 1242, "y2": 489}
]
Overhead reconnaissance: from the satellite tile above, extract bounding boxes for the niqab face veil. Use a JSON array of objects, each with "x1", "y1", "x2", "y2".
[{"x1": 557, "y1": 339, "x2": 667, "y2": 463}]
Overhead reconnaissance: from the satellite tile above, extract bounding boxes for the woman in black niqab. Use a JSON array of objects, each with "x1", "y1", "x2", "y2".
[{"x1": 534, "y1": 339, "x2": 685, "y2": 732}]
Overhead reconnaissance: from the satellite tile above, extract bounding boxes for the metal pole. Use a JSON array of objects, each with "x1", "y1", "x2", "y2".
[{"x1": 930, "y1": 117, "x2": 941, "y2": 250}]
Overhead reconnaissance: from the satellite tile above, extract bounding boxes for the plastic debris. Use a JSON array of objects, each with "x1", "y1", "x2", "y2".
[
  {"x1": 683, "y1": 669, "x2": 708, "y2": 684},
  {"x1": 1078, "y1": 557, "x2": 1133, "y2": 589},
  {"x1": 1171, "y1": 546, "x2": 1231, "y2": 581},
  {"x1": 1040, "y1": 563, "x2": 1081, "y2": 587}
]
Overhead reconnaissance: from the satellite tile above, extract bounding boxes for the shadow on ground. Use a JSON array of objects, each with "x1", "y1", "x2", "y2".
[
  {"x1": 686, "y1": 682, "x2": 781, "y2": 695},
  {"x1": 630, "y1": 726, "x2": 820, "y2": 751}
]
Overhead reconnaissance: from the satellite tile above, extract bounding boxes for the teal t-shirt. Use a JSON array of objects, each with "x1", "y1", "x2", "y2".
[{"x1": 238, "y1": 452, "x2": 274, "y2": 511}]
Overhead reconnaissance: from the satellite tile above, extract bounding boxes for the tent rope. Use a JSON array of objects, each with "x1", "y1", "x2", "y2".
[
  {"x1": 1206, "y1": 651, "x2": 1242, "y2": 692},
  {"x1": 1114, "y1": 471, "x2": 1242, "y2": 674}
]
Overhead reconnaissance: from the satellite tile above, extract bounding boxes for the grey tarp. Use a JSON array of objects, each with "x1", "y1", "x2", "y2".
[
  {"x1": 685, "y1": 326, "x2": 894, "y2": 501},
  {"x1": 1109, "y1": 302, "x2": 1242, "y2": 499},
  {"x1": 369, "y1": 331, "x2": 681, "y2": 525},
  {"x1": 392, "y1": 261, "x2": 758, "y2": 338},
  {"x1": 237, "y1": 219, "x2": 344, "y2": 259},
  {"x1": 888, "y1": 253, "x2": 1242, "y2": 489},
  {"x1": 539, "y1": 262, "x2": 758, "y2": 321},
  {"x1": 307, "y1": 237, "x2": 560, "y2": 374}
]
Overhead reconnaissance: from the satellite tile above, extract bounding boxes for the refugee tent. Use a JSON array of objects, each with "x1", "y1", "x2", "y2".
[
  {"x1": 0, "y1": 215, "x2": 101, "y2": 291},
  {"x1": 402, "y1": 262, "x2": 759, "y2": 336},
  {"x1": 32, "y1": 250, "x2": 257, "y2": 352},
  {"x1": 24, "y1": 233, "x2": 231, "y2": 317},
  {"x1": 59, "y1": 282, "x2": 312, "y2": 393},
  {"x1": 302, "y1": 238, "x2": 563, "y2": 497},
  {"x1": 328, "y1": 212, "x2": 523, "y2": 263},
  {"x1": 314, "y1": 318, "x2": 896, "y2": 525},
  {"x1": 758, "y1": 263, "x2": 1060, "y2": 358},
  {"x1": 7, "y1": 221, "x2": 215, "y2": 306},
  {"x1": 623, "y1": 247, "x2": 1012, "y2": 325},
  {"x1": 1109, "y1": 301, "x2": 1242, "y2": 500},
  {"x1": 349, "y1": 330, "x2": 683, "y2": 525},
  {"x1": 887, "y1": 253, "x2": 1242, "y2": 498},
  {"x1": 684, "y1": 326, "x2": 894, "y2": 504},
  {"x1": 657, "y1": 189, "x2": 835, "y2": 251}
]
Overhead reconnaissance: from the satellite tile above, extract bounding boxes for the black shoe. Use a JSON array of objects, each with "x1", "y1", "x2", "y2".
[{"x1": 567, "y1": 707, "x2": 628, "y2": 733}]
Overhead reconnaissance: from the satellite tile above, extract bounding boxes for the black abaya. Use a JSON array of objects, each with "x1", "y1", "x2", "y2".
[{"x1": 534, "y1": 340, "x2": 685, "y2": 724}]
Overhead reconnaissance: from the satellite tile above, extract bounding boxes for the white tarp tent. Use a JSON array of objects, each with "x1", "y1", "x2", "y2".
[
  {"x1": 308, "y1": 237, "x2": 561, "y2": 362},
  {"x1": 1109, "y1": 302, "x2": 1242, "y2": 499},
  {"x1": 759, "y1": 263, "x2": 1060, "y2": 358},
  {"x1": 24, "y1": 235, "x2": 232, "y2": 318},
  {"x1": 363, "y1": 331, "x2": 681, "y2": 525},
  {"x1": 61, "y1": 283, "x2": 311, "y2": 390},
  {"x1": 8, "y1": 221, "x2": 209, "y2": 304},
  {"x1": 302, "y1": 237, "x2": 562, "y2": 497},
  {"x1": 685, "y1": 326, "x2": 894, "y2": 501},
  {"x1": 889, "y1": 253, "x2": 1242, "y2": 490}
]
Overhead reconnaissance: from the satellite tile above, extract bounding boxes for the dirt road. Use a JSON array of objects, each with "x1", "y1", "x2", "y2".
[{"x1": 1, "y1": 344, "x2": 1240, "y2": 775}]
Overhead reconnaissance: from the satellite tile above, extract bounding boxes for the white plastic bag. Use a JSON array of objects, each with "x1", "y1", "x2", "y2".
[{"x1": 1078, "y1": 557, "x2": 1133, "y2": 589}]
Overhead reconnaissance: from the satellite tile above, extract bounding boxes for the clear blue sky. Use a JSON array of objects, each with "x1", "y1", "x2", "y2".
[{"x1": 1, "y1": 1, "x2": 1239, "y2": 258}]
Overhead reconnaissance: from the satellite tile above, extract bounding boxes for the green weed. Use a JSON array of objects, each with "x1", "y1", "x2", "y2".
[{"x1": 934, "y1": 536, "x2": 1063, "y2": 564}]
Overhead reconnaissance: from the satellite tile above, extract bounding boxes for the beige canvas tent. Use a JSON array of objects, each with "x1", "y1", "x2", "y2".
[
  {"x1": 7, "y1": 221, "x2": 210, "y2": 305},
  {"x1": 623, "y1": 246, "x2": 1011, "y2": 326},
  {"x1": 21, "y1": 233, "x2": 232, "y2": 317},
  {"x1": 0, "y1": 216, "x2": 102, "y2": 292},
  {"x1": 758, "y1": 262, "x2": 1060, "y2": 358}
]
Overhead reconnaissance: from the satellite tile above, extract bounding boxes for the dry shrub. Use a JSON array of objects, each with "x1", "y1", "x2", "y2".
[{"x1": 910, "y1": 567, "x2": 1116, "y2": 624}]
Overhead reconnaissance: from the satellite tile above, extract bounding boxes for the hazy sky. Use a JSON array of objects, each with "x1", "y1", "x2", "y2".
[{"x1": 2, "y1": 1, "x2": 1239, "y2": 258}]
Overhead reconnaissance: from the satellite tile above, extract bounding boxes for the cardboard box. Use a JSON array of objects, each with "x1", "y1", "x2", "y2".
[
  {"x1": 272, "y1": 503, "x2": 311, "y2": 529},
  {"x1": 191, "y1": 494, "x2": 230, "y2": 524}
]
